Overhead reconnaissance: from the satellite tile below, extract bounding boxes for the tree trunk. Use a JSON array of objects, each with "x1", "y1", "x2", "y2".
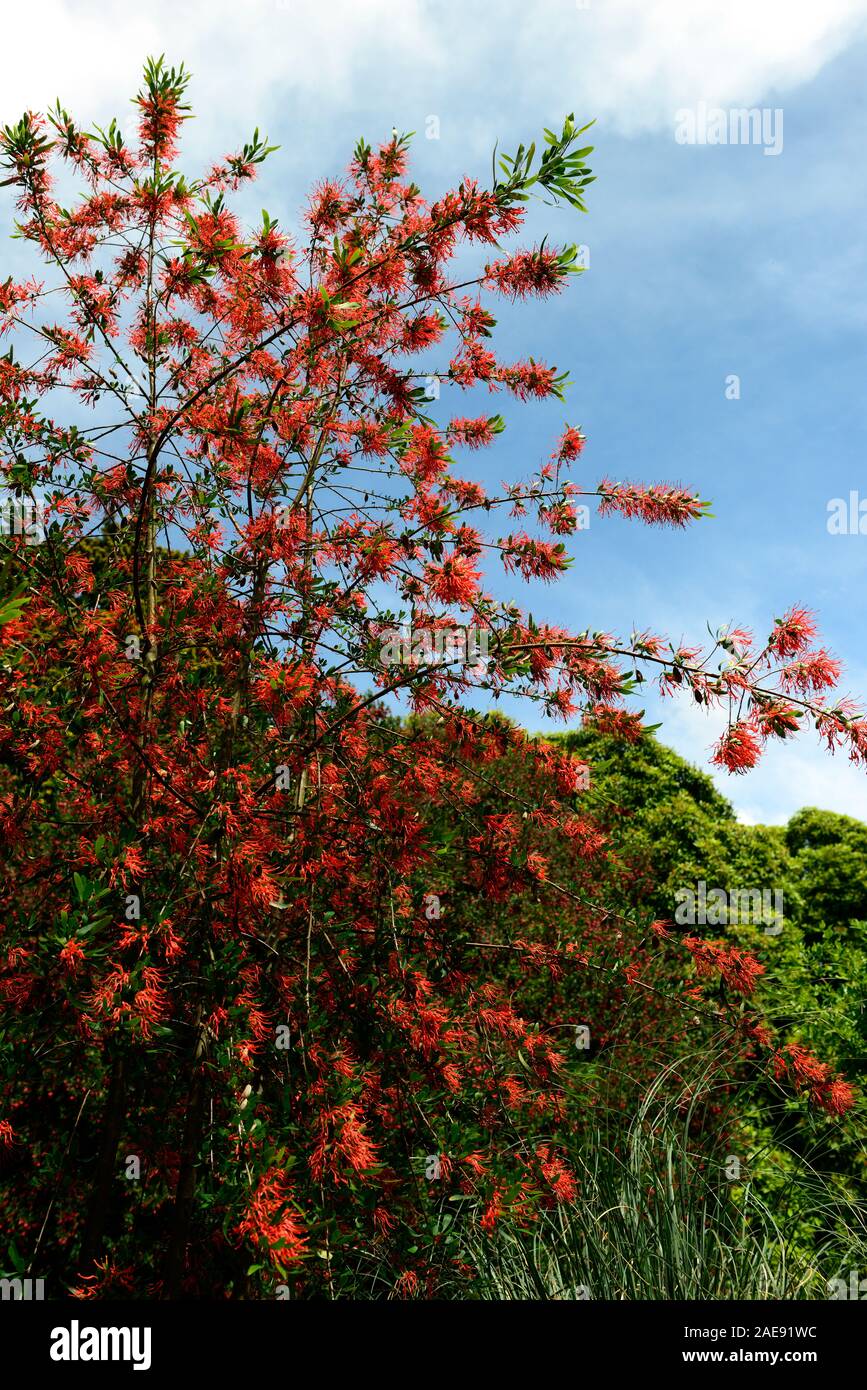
[
  {"x1": 78, "y1": 1050, "x2": 126, "y2": 1272},
  {"x1": 161, "y1": 1036, "x2": 207, "y2": 1297}
]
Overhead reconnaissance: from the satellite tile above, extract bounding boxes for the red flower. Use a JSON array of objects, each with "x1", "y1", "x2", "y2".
[
  {"x1": 485, "y1": 247, "x2": 564, "y2": 299},
  {"x1": 236, "y1": 1172, "x2": 308, "y2": 1268},
  {"x1": 598, "y1": 479, "x2": 705, "y2": 527},
  {"x1": 536, "y1": 1145, "x2": 577, "y2": 1203},
  {"x1": 557, "y1": 426, "x2": 585, "y2": 461},
  {"x1": 815, "y1": 1078, "x2": 855, "y2": 1116},
  {"x1": 712, "y1": 722, "x2": 762, "y2": 773},
  {"x1": 781, "y1": 650, "x2": 841, "y2": 693},
  {"x1": 447, "y1": 416, "x2": 497, "y2": 449},
  {"x1": 425, "y1": 555, "x2": 481, "y2": 607},
  {"x1": 768, "y1": 606, "x2": 817, "y2": 658},
  {"x1": 683, "y1": 938, "x2": 765, "y2": 995},
  {"x1": 310, "y1": 1104, "x2": 379, "y2": 1185},
  {"x1": 394, "y1": 1269, "x2": 421, "y2": 1299},
  {"x1": 774, "y1": 1044, "x2": 855, "y2": 1115},
  {"x1": 59, "y1": 939, "x2": 85, "y2": 973}
]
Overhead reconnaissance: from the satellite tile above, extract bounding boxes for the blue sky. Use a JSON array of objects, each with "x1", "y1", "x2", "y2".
[{"x1": 3, "y1": 0, "x2": 867, "y2": 824}]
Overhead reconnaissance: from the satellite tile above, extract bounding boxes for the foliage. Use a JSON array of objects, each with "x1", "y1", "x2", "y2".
[{"x1": 0, "y1": 58, "x2": 861, "y2": 1299}]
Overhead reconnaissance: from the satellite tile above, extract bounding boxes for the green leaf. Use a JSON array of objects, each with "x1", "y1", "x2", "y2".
[{"x1": 0, "y1": 583, "x2": 29, "y2": 626}]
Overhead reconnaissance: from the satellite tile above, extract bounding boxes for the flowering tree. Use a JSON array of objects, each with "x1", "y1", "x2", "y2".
[{"x1": 0, "y1": 58, "x2": 856, "y2": 1297}]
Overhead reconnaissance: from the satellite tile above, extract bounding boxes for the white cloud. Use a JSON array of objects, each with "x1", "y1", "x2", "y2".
[
  {"x1": 649, "y1": 692, "x2": 867, "y2": 826},
  {"x1": 0, "y1": 0, "x2": 441, "y2": 138},
  {"x1": 3, "y1": 0, "x2": 867, "y2": 144},
  {"x1": 551, "y1": 0, "x2": 867, "y2": 133}
]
